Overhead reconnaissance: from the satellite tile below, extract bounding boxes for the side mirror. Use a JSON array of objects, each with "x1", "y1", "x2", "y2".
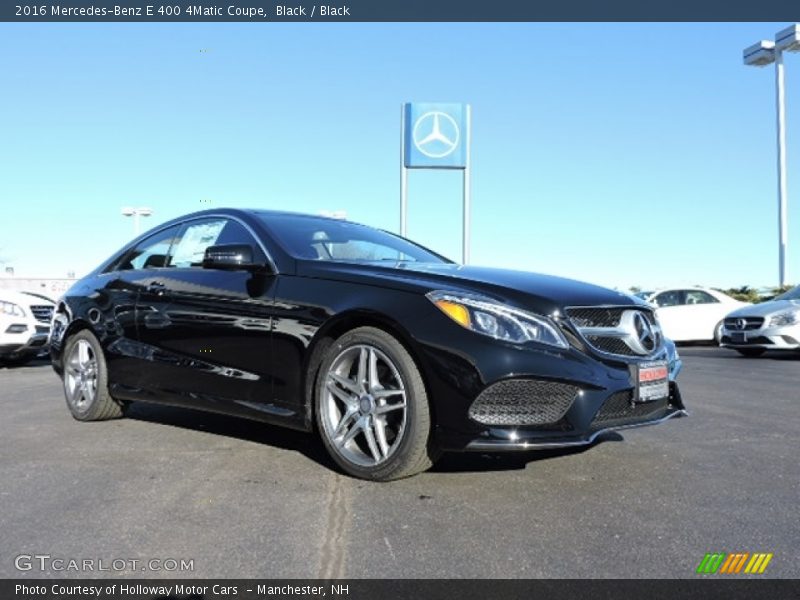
[{"x1": 202, "y1": 244, "x2": 264, "y2": 271}]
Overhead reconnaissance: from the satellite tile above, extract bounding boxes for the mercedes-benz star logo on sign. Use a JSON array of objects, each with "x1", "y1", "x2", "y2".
[
  {"x1": 633, "y1": 312, "x2": 657, "y2": 353},
  {"x1": 413, "y1": 111, "x2": 460, "y2": 158}
]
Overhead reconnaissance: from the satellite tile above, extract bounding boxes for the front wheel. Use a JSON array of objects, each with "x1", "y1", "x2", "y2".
[
  {"x1": 315, "y1": 327, "x2": 437, "y2": 481},
  {"x1": 713, "y1": 321, "x2": 724, "y2": 344},
  {"x1": 62, "y1": 330, "x2": 123, "y2": 421}
]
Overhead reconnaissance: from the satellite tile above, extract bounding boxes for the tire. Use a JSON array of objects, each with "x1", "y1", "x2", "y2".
[
  {"x1": 62, "y1": 329, "x2": 123, "y2": 421},
  {"x1": 736, "y1": 348, "x2": 766, "y2": 358},
  {"x1": 713, "y1": 321, "x2": 724, "y2": 345},
  {"x1": 315, "y1": 326, "x2": 437, "y2": 481}
]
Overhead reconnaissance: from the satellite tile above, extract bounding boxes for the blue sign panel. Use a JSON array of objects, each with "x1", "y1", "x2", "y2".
[{"x1": 404, "y1": 102, "x2": 468, "y2": 169}]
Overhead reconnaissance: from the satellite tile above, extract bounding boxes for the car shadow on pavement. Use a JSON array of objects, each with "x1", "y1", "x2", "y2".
[
  {"x1": 0, "y1": 357, "x2": 52, "y2": 370},
  {"x1": 123, "y1": 401, "x2": 624, "y2": 477},
  {"x1": 430, "y1": 433, "x2": 622, "y2": 474},
  {"x1": 123, "y1": 401, "x2": 337, "y2": 471}
]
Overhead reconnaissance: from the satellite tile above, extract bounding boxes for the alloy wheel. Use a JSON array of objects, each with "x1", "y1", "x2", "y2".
[
  {"x1": 320, "y1": 344, "x2": 408, "y2": 468},
  {"x1": 64, "y1": 339, "x2": 98, "y2": 410}
]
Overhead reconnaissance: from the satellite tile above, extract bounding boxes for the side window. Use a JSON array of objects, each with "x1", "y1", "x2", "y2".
[
  {"x1": 653, "y1": 290, "x2": 683, "y2": 307},
  {"x1": 113, "y1": 225, "x2": 182, "y2": 271},
  {"x1": 167, "y1": 218, "x2": 265, "y2": 269},
  {"x1": 685, "y1": 290, "x2": 718, "y2": 305},
  {"x1": 215, "y1": 219, "x2": 263, "y2": 251},
  {"x1": 169, "y1": 219, "x2": 227, "y2": 268}
]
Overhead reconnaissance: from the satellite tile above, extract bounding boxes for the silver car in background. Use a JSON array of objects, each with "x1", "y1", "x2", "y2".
[{"x1": 721, "y1": 285, "x2": 800, "y2": 357}]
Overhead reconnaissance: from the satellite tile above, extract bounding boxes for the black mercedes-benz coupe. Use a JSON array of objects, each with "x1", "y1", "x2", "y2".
[{"x1": 51, "y1": 208, "x2": 686, "y2": 480}]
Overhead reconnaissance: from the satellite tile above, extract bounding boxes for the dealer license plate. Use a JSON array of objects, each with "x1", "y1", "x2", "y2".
[
  {"x1": 731, "y1": 332, "x2": 746, "y2": 343},
  {"x1": 634, "y1": 360, "x2": 669, "y2": 403}
]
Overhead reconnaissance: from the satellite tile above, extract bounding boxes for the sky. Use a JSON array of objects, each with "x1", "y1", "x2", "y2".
[{"x1": 1, "y1": 22, "x2": 798, "y2": 291}]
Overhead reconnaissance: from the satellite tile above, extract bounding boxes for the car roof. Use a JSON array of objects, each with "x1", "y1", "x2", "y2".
[
  {"x1": 649, "y1": 287, "x2": 716, "y2": 293},
  {"x1": 140, "y1": 208, "x2": 354, "y2": 243},
  {"x1": 162, "y1": 207, "x2": 347, "y2": 223}
]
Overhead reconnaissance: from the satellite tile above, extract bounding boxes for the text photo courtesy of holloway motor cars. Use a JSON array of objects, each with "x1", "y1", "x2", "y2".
[{"x1": 0, "y1": 9, "x2": 798, "y2": 598}]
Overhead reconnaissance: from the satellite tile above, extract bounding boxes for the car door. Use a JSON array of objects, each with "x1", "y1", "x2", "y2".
[
  {"x1": 100, "y1": 224, "x2": 184, "y2": 396},
  {"x1": 135, "y1": 217, "x2": 283, "y2": 421},
  {"x1": 651, "y1": 290, "x2": 689, "y2": 341},
  {"x1": 683, "y1": 289, "x2": 723, "y2": 340}
]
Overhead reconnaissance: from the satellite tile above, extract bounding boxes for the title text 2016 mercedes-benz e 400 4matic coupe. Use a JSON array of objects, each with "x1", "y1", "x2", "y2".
[{"x1": 51, "y1": 209, "x2": 686, "y2": 480}]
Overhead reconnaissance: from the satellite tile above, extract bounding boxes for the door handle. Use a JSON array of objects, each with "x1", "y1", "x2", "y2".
[
  {"x1": 144, "y1": 312, "x2": 171, "y2": 329},
  {"x1": 147, "y1": 281, "x2": 167, "y2": 295}
]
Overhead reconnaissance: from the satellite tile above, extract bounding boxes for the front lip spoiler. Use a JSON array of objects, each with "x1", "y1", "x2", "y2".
[{"x1": 464, "y1": 408, "x2": 689, "y2": 452}]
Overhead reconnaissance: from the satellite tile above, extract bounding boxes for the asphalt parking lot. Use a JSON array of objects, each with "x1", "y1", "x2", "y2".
[{"x1": 1, "y1": 347, "x2": 797, "y2": 579}]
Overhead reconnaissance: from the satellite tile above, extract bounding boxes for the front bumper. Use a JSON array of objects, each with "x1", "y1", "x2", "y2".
[
  {"x1": 419, "y1": 321, "x2": 686, "y2": 452},
  {"x1": 464, "y1": 384, "x2": 687, "y2": 451},
  {"x1": 0, "y1": 320, "x2": 51, "y2": 357},
  {"x1": 720, "y1": 324, "x2": 800, "y2": 350}
]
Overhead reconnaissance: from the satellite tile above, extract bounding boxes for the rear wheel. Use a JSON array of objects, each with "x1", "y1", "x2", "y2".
[
  {"x1": 315, "y1": 326, "x2": 437, "y2": 481},
  {"x1": 735, "y1": 348, "x2": 766, "y2": 358},
  {"x1": 62, "y1": 330, "x2": 123, "y2": 421}
]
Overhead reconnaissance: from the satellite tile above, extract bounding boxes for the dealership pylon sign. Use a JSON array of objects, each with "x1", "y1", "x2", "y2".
[{"x1": 400, "y1": 102, "x2": 472, "y2": 263}]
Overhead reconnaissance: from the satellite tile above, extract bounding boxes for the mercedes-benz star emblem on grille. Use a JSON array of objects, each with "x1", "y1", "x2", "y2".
[
  {"x1": 567, "y1": 307, "x2": 662, "y2": 357},
  {"x1": 413, "y1": 111, "x2": 460, "y2": 158},
  {"x1": 735, "y1": 318, "x2": 747, "y2": 330},
  {"x1": 633, "y1": 312, "x2": 656, "y2": 353}
]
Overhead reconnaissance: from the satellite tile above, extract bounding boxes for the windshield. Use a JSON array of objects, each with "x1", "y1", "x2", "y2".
[
  {"x1": 257, "y1": 213, "x2": 451, "y2": 264},
  {"x1": 775, "y1": 285, "x2": 800, "y2": 301}
]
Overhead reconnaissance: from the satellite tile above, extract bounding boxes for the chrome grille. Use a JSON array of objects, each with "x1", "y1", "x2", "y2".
[
  {"x1": 566, "y1": 307, "x2": 624, "y2": 328},
  {"x1": 469, "y1": 380, "x2": 577, "y2": 426},
  {"x1": 30, "y1": 305, "x2": 54, "y2": 323},
  {"x1": 567, "y1": 306, "x2": 662, "y2": 358},
  {"x1": 592, "y1": 390, "x2": 671, "y2": 427},
  {"x1": 724, "y1": 316, "x2": 763, "y2": 331},
  {"x1": 586, "y1": 336, "x2": 637, "y2": 356}
]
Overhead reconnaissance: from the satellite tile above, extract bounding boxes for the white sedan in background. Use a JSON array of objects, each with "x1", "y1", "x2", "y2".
[
  {"x1": 635, "y1": 288, "x2": 749, "y2": 343},
  {"x1": 721, "y1": 284, "x2": 800, "y2": 356}
]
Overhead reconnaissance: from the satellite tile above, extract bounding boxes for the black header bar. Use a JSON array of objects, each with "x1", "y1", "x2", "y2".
[
  {"x1": 3, "y1": 579, "x2": 798, "y2": 600},
  {"x1": 3, "y1": 0, "x2": 800, "y2": 22}
]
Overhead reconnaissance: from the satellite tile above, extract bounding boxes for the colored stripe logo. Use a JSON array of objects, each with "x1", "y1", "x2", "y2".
[{"x1": 696, "y1": 552, "x2": 773, "y2": 574}]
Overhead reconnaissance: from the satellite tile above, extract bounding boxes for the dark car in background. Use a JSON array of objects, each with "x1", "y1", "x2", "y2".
[{"x1": 50, "y1": 209, "x2": 686, "y2": 480}]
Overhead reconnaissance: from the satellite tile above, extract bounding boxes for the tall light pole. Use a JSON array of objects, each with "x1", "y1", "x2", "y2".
[
  {"x1": 121, "y1": 207, "x2": 153, "y2": 235},
  {"x1": 743, "y1": 25, "x2": 800, "y2": 288}
]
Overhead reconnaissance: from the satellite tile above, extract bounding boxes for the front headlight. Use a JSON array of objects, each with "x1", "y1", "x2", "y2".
[
  {"x1": 0, "y1": 300, "x2": 25, "y2": 317},
  {"x1": 769, "y1": 309, "x2": 800, "y2": 327},
  {"x1": 426, "y1": 291, "x2": 568, "y2": 348}
]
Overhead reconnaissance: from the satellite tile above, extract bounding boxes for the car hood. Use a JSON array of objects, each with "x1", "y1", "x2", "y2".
[
  {"x1": 298, "y1": 261, "x2": 640, "y2": 314},
  {"x1": 0, "y1": 290, "x2": 55, "y2": 308},
  {"x1": 725, "y1": 298, "x2": 800, "y2": 318}
]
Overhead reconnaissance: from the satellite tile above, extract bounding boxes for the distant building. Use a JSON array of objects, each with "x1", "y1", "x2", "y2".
[{"x1": 0, "y1": 276, "x2": 76, "y2": 298}]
